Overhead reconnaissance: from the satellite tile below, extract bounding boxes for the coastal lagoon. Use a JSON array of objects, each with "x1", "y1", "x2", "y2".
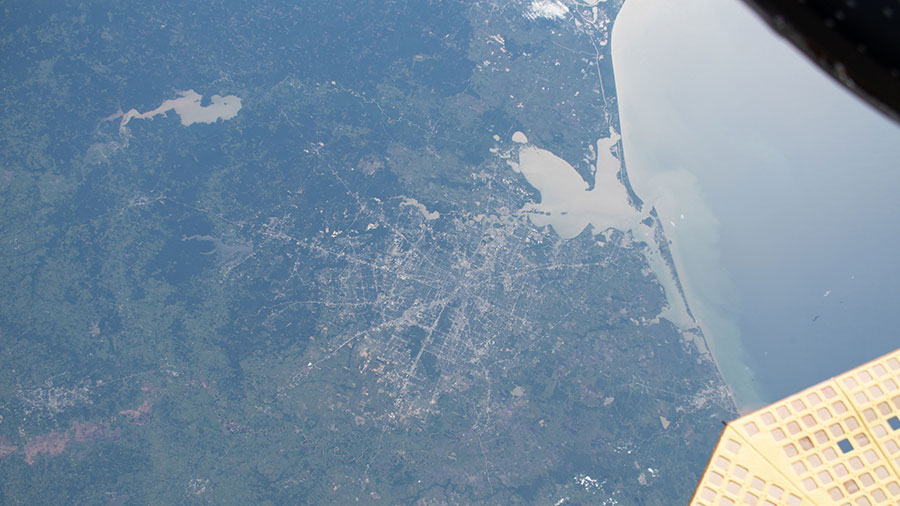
[{"x1": 613, "y1": 0, "x2": 900, "y2": 407}]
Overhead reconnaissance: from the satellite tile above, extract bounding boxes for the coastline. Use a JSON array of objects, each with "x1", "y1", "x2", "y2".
[
  {"x1": 507, "y1": 121, "x2": 755, "y2": 411},
  {"x1": 639, "y1": 201, "x2": 757, "y2": 413},
  {"x1": 610, "y1": 0, "x2": 765, "y2": 413}
]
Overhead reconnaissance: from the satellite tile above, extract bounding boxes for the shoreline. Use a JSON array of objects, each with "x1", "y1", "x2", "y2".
[
  {"x1": 613, "y1": 114, "x2": 754, "y2": 412},
  {"x1": 610, "y1": 0, "x2": 765, "y2": 413},
  {"x1": 638, "y1": 200, "x2": 751, "y2": 414},
  {"x1": 620, "y1": 157, "x2": 762, "y2": 411},
  {"x1": 508, "y1": 124, "x2": 754, "y2": 412}
]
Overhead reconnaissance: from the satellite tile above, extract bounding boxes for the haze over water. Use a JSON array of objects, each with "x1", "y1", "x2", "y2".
[{"x1": 612, "y1": 0, "x2": 900, "y2": 408}]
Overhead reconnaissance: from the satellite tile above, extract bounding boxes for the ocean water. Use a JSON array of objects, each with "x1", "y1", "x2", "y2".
[{"x1": 612, "y1": 0, "x2": 900, "y2": 408}]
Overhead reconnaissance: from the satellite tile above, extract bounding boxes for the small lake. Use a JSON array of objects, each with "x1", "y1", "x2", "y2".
[{"x1": 612, "y1": 0, "x2": 900, "y2": 408}]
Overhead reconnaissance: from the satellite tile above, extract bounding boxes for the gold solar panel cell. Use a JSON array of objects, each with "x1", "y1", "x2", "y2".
[
  {"x1": 832, "y1": 351, "x2": 900, "y2": 480},
  {"x1": 692, "y1": 349, "x2": 900, "y2": 506},
  {"x1": 691, "y1": 426, "x2": 810, "y2": 506}
]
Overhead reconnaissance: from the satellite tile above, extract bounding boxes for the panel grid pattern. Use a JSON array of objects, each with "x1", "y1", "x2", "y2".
[{"x1": 692, "y1": 349, "x2": 900, "y2": 506}]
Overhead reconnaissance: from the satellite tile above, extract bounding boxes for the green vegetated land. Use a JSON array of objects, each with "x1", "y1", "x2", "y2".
[{"x1": 0, "y1": 0, "x2": 735, "y2": 504}]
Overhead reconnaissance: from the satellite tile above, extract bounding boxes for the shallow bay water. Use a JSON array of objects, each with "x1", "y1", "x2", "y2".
[{"x1": 613, "y1": 0, "x2": 900, "y2": 407}]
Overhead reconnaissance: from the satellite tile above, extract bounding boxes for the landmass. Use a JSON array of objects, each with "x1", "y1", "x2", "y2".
[{"x1": 0, "y1": 0, "x2": 736, "y2": 503}]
